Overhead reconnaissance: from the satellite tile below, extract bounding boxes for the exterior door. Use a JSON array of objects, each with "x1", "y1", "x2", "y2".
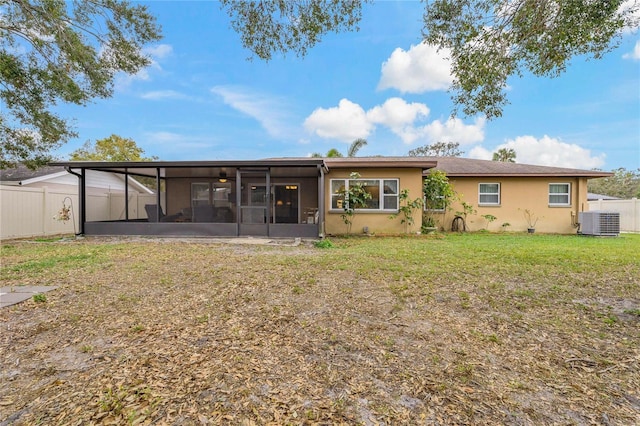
[{"x1": 238, "y1": 169, "x2": 269, "y2": 236}]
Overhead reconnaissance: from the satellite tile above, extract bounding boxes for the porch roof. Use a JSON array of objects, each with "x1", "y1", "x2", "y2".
[{"x1": 50, "y1": 158, "x2": 326, "y2": 178}]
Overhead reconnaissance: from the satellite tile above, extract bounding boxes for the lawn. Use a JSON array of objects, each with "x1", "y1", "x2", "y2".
[{"x1": 1, "y1": 234, "x2": 639, "y2": 425}]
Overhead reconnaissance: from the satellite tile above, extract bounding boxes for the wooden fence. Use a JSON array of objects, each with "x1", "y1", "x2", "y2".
[
  {"x1": 588, "y1": 198, "x2": 640, "y2": 233},
  {"x1": 1, "y1": 186, "x2": 159, "y2": 240}
]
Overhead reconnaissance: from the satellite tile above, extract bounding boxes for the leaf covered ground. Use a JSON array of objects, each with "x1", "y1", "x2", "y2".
[{"x1": 1, "y1": 234, "x2": 639, "y2": 425}]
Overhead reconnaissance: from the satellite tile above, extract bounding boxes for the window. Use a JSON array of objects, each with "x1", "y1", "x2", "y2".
[
  {"x1": 478, "y1": 183, "x2": 500, "y2": 205},
  {"x1": 549, "y1": 183, "x2": 570, "y2": 206},
  {"x1": 424, "y1": 194, "x2": 445, "y2": 211},
  {"x1": 330, "y1": 178, "x2": 399, "y2": 211}
]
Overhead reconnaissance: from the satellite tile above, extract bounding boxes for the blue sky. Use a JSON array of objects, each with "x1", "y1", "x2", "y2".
[{"x1": 55, "y1": 1, "x2": 640, "y2": 171}]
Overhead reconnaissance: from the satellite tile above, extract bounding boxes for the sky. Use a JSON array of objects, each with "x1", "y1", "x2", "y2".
[{"x1": 54, "y1": 1, "x2": 640, "y2": 171}]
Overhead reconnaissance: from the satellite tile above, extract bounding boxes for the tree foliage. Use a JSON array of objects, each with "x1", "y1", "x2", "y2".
[
  {"x1": 338, "y1": 172, "x2": 372, "y2": 234},
  {"x1": 423, "y1": 169, "x2": 456, "y2": 211},
  {"x1": 347, "y1": 138, "x2": 367, "y2": 157},
  {"x1": 492, "y1": 148, "x2": 516, "y2": 162},
  {"x1": 219, "y1": 0, "x2": 370, "y2": 61},
  {"x1": 0, "y1": 0, "x2": 162, "y2": 169},
  {"x1": 311, "y1": 138, "x2": 367, "y2": 158},
  {"x1": 424, "y1": 0, "x2": 637, "y2": 118},
  {"x1": 220, "y1": 0, "x2": 639, "y2": 119},
  {"x1": 408, "y1": 141, "x2": 463, "y2": 157},
  {"x1": 70, "y1": 135, "x2": 157, "y2": 162},
  {"x1": 588, "y1": 168, "x2": 640, "y2": 199}
]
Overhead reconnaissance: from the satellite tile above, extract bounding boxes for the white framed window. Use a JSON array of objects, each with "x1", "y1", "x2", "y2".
[
  {"x1": 478, "y1": 183, "x2": 500, "y2": 205},
  {"x1": 549, "y1": 183, "x2": 570, "y2": 206},
  {"x1": 424, "y1": 194, "x2": 445, "y2": 211},
  {"x1": 330, "y1": 178, "x2": 399, "y2": 211}
]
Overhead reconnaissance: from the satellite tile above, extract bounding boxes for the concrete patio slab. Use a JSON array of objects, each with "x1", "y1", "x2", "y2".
[{"x1": 0, "y1": 286, "x2": 58, "y2": 308}]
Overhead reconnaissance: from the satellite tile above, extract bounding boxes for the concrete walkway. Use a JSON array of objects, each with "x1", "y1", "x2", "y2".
[{"x1": 0, "y1": 286, "x2": 58, "y2": 308}]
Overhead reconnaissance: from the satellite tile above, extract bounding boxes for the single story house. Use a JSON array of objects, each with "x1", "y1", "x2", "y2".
[{"x1": 49, "y1": 157, "x2": 611, "y2": 237}]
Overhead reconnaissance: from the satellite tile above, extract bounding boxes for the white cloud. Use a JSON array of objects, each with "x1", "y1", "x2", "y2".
[
  {"x1": 144, "y1": 131, "x2": 213, "y2": 150},
  {"x1": 140, "y1": 90, "x2": 188, "y2": 100},
  {"x1": 144, "y1": 44, "x2": 173, "y2": 59},
  {"x1": 378, "y1": 43, "x2": 453, "y2": 93},
  {"x1": 115, "y1": 44, "x2": 173, "y2": 90},
  {"x1": 420, "y1": 117, "x2": 486, "y2": 145},
  {"x1": 472, "y1": 135, "x2": 606, "y2": 169},
  {"x1": 366, "y1": 98, "x2": 430, "y2": 144},
  {"x1": 304, "y1": 98, "x2": 373, "y2": 141},
  {"x1": 467, "y1": 145, "x2": 493, "y2": 161},
  {"x1": 620, "y1": 0, "x2": 640, "y2": 35},
  {"x1": 211, "y1": 85, "x2": 293, "y2": 138},
  {"x1": 622, "y1": 40, "x2": 640, "y2": 60},
  {"x1": 303, "y1": 97, "x2": 485, "y2": 146}
]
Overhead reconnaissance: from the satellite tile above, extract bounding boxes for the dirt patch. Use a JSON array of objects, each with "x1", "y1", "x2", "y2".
[{"x1": 1, "y1": 236, "x2": 638, "y2": 425}]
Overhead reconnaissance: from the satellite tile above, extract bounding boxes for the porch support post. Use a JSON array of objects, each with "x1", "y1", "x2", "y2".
[
  {"x1": 156, "y1": 168, "x2": 161, "y2": 222},
  {"x1": 80, "y1": 168, "x2": 86, "y2": 234},
  {"x1": 318, "y1": 164, "x2": 325, "y2": 237},
  {"x1": 266, "y1": 168, "x2": 271, "y2": 236},
  {"x1": 235, "y1": 168, "x2": 241, "y2": 236},
  {"x1": 124, "y1": 168, "x2": 129, "y2": 221}
]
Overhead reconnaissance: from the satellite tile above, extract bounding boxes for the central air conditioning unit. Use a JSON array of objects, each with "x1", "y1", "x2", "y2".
[{"x1": 579, "y1": 211, "x2": 620, "y2": 236}]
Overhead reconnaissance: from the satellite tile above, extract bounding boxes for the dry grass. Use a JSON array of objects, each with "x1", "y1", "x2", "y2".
[{"x1": 1, "y1": 234, "x2": 639, "y2": 425}]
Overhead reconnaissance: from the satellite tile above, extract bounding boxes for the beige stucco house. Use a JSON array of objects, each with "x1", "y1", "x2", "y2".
[
  {"x1": 424, "y1": 157, "x2": 611, "y2": 234},
  {"x1": 49, "y1": 157, "x2": 610, "y2": 237}
]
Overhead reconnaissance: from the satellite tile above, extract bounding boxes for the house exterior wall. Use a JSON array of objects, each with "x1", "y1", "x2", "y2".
[
  {"x1": 431, "y1": 176, "x2": 589, "y2": 233},
  {"x1": 323, "y1": 168, "x2": 423, "y2": 235}
]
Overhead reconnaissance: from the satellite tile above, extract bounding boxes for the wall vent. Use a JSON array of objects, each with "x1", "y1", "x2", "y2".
[{"x1": 579, "y1": 211, "x2": 620, "y2": 236}]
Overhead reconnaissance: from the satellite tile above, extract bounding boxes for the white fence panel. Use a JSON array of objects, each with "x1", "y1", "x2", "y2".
[
  {"x1": 1, "y1": 186, "x2": 78, "y2": 239},
  {"x1": 1, "y1": 186, "x2": 162, "y2": 240},
  {"x1": 588, "y1": 198, "x2": 639, "y2": 233}
]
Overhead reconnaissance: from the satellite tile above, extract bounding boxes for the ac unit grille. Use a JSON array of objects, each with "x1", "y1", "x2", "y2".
[{"x1": 579, "y1": 211, "x2": 620, "y2": 236}]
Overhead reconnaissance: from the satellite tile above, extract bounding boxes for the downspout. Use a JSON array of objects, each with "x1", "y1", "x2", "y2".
[
  {"x1": 571, "y1": 178, "x2": 581, "y2": 232},
  {"x1": 65, "y1": 166, "x2": 84, "y2": 235}
]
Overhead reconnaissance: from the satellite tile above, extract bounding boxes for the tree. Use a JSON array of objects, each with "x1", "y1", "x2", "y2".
[
  {"x1": 219, "y1": 1, "x2": 639, "y2": 119},
  {"x1": 338, "y1": 172, "x2": 372, "y2": 234},
  {"x1": 70, "y1": 135, "x2": 158, "y2": 162},
  {"x1": 347, "y1": 138, "x2": 367, "y2": 157},
  {"x1": 492, "y1": 148, "x2": 516, "y2": 163},
  {"x1": 408, "y1": 141, "x2": 463, "y2": 157},
  {"x1": 1, "y1": 0, "x2": 162, "y2": 169},
  {"x1": 422, "y1": 169, "x2": 456, "y2": 229},
  {"x1": 588, "y1": 168, "x2": 640, "y2": 199},
  {"x1": 311, "y1": 138, "x2": 367, "y2": 158}
]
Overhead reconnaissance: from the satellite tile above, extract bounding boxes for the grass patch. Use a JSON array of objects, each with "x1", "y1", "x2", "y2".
[{"x1": 0, "y1": 234, "x2": 638, "y2": 425}]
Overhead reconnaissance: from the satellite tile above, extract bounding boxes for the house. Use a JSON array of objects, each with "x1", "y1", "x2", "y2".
[
  {"x1": 587, "y1": 193, "x2": 620, "y2": 201},
  {"x1": 48, "y1": 157, "x2": 611, "y2": 237}
]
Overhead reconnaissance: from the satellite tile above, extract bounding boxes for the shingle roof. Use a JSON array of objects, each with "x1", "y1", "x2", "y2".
[
  {"x1": 0, "y1": 164, "x2": 66, "y2": 183},
  {"x1": 47, "y1": 157, "x2": 614, "y2": 178},
  {"x1": 425, "y1": 157, "x2": 613, "y2": 178},
  {"x1": 323, "y1": 157, "x2": 437, "y2": 169}
]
